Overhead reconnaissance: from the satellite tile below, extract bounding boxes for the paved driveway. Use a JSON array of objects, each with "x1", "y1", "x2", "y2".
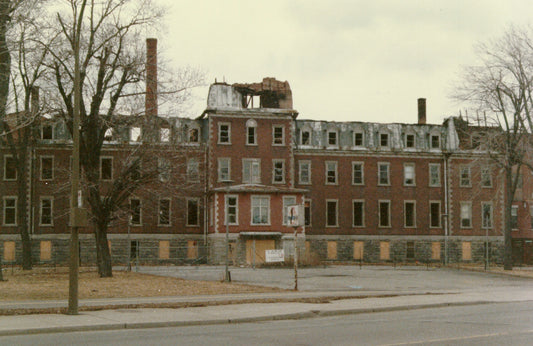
[{"x1": 139, "y1": 265, "x2": 533, "y2": 294}]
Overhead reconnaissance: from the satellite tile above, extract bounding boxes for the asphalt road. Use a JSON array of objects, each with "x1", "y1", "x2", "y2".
[{"x1": 2, "y1": 301, "x2": 532, "y2": 345}]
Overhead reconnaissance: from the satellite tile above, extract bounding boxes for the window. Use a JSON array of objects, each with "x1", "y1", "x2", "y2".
[
  {"x1": 511, "y1": 205, "x2": 518, "y2": 230},
  {"x1": 3, "y1": 197, "x2": 16, "y2": 225},
  {"x1": 482, "y1": 202, "x2": 493, "y2": 229},
  {"x1": 160, "y1": 128, "x2": 170, "y2": 142},
  {"x1": 460, "y1": 166, "x2": 471, "y2": 187},
  {"x1": 352, "y1": 162, "x2": 364, "y2": 185},
  {"x1": 273, "y1": 125, "x2": 284, "y2": 145},
  {"x1": 218, "y1": 123, "x2": 231, "y2": 144},
  {"x1": 299, "y1": 160, "x2": 311, "y2": 184},
  {"x1": 404, "y1": 201, "x2": 416, "y2": 228},
  {"x1": 158, "y1": 157, "x2": 170, "y2": 182},
  {"x1": 429, "y1": 164, "x2": 440, "y2": 187},
  {"x1": 187, "y1": 158, "x2": 199, "y2": 182},
  {"x1": 272, "y1": 160, "x2": 285, "y2": 183},
  {"x1": 379, "y1": 133, "x2": 389, "y2": 147},
  {"x1": 481, "y1": 167, "x2": 492, "y2": 187},
  {"x1": 130, "y1": 198, "x2": 141, "y2": 225},
  {"x1": 40, "y1": 156, "x2": 54, "y2": 180},
  {"x1": 246, "y1": 119, "x2": 257, "y2": 145},
  {"x1": 354, "y1": 131, "x2": 364, "y2": 147},
  {"x1": 158, "y1": 199, "x2": 171, "y2": 225},
  {"x1": 4, "y1": 155, "x2": 16, "y2": 180},
  {"x1": 326, "y1": 199, "x2": 338, "y2": 227},
  {"x1": 218, "y1": 158, "x2": 231, "y2": 182},
  {"x1": 325, "y1": 161, "x2": 338, "y2": 184},
  {"x1": 104, "y1": 128, "x2": 113, "y2": 141},
  {"x1": 327, "y1": 130, "x2": 338, "y2": 147},
  {"x1": 225, "y1": 195, "x2": 238, "y2": 225},
  {"x1": 42, "y1": 124, "x2": 54, "y2": 140},
  {"x1": 283, "y1": 196, "x2": 297, "y2": 225},
  {"x1": 100, "y1": 157, "x2": 113, "y2": 180},
  {"x1": 379, "y1": 200, "x2": 391, "y2": 227},
  {"x1": 403, "y1": 163, "x2": 415, "y2": 186},
  {"x1": 378, "y1": 162, "x2": 390, "y2": 185},
  {"x1": 130, "y1": 127, "x2": 141, "y2": 142},
  {"x1": 187, "y1": 198, "x2": 199, "y2": 226},
  {"x1": 251, "y1": 196, "x2": 269, "y2": 225},
  {"x1": 430, "y1": 201, "x2": 441, "y2": 228},
  {"x1": 405, "y1": 134, "x2": 415, "y2": 148},
  {"x1": 188, "y1": 128, "x2": 199, "y2": 143},
  {"x1": 243, "y1": 159, "x2": 261, "y2": 184},
  {"x1": 460, "y1": 202, "x2": 472, "y2": 228},
  {"x1": 304, "y1": 199, "x2": 311, "y2": 226},
  {"x1": 353, "y1": 200, "x2": 364, "y2": 227},
  {"x1": 301, "y1": 130, "x2": 311, "y2": 145},
  {"x1": 430, "y1": 135, "x2": 440, "y2": 149},
  {"x1": 40, "y1": 197, "x2": 53, "y2": 226}
]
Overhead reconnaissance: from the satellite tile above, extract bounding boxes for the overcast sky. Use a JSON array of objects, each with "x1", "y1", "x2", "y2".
[{"x1": 157, "y1": 1, "x2": 533, "y2": 124}]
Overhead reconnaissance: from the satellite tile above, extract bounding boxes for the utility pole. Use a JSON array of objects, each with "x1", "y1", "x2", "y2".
[{"x1": 68, "y1": 0, "x2": 88, "y2": 315}]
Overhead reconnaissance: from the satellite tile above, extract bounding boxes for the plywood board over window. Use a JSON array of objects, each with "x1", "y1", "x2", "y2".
[
  {"x1": 327, "y1": 241, "x2": 337, "y2": 260},
  {"x1": 159, "y1": 240, "x2": 170, "y2": 260},
  {"x1": 3, "y1": 241, "x2": 15, "y2": 261},
  {"x1": 40, "y1": 241, "x2": 52, "y2": 261},
  {"x1": 431, "y1": 242, "x2": 441, "y2": 260},
  {"x1": 187, "y1": 240, "x2": 198, "y2": 259},
  {"x1": 462, "y1": 242, "x2": 472, "y2": 261},
  {"x1": 380, "y1": 241, "x2": 390, "y2": 260},
  {"x1": 353, "y1": 241, "x2": 364, "y2": 260}
]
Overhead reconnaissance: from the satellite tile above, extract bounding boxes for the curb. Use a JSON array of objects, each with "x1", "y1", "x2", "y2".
[{"x1": 0, "y1": 300, "x2": 497, "y2": 337}]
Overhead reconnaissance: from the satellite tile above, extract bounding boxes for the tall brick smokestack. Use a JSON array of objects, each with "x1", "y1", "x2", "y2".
[
  {"x1": 418, "y1": 98, "x2": 426, "y2": 125},
  {"x1": 146, "y1": 38, "x2": 157, "y2": 117}
]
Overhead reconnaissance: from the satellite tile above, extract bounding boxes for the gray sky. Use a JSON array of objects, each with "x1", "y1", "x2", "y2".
[{"x1": 158, "y1": 1, "x2": 533, "y2": 124}]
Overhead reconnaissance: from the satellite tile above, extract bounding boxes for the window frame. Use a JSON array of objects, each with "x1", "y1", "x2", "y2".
[
  {"x1": 404, "y1": 200, "x2": 416, "y2": 228},
  {"x1": 242, "y1": 158, "x2": 261, "y2": 184},
  {"x1": 188, "y1": 127, "x2": 200, "y2": 143},
  {"x1": 41, "y1": 123, "x2": 54, "y2": 140},
  {"x1": 100, "y1": 156, "x2": 113, "y2": 181},
  {"x1": 3, "y1": 155, "x2": 17, "y2": 181},
  {"x1": 403, "y1": 162, "x2": 415, "y2": 186},
  {"x1": 325, "y1": 161, "x2": 338, "y2": 185},
  {"x1": 40, "y1": 155, "x2": 54, "y2": 181},
  {"x1": 460, "y1": 166, "x2": 471, "y2": 187},
  {"x1": 160, "y1": 127, "x2": 170, "y2": 142},
  {"x1": 429, "y1": 163, "x2": 441, "y2": 187},
  {"x1": 378, "y1": 200, "x2": 391, "y2": 228},
  {"x1": 225, "y1": 195, "x2": 238, "y2": 226},
  {"x1": 304, "y1": 199, "x2": 312, "y2": 226},
  {"x1": 246, "y1": 119, "x2": 257, "y2": 145},
  {"x1": 186, "y1": 198, "x2": 200, "y2": 226},
  {"x1": 218, "y1": 157, "x2": 231, "y2": 182},
  {"x1": 282, "y1": 196, "x2": 297, "y2": 225},
  {"x1": 158, "y1": 157, "x2": 170, "y2": 182},
  {"x1": 511, "y1": 205, "x2": 518, "y2": 230},
  {"x1": 298, "y1": 160, "x2": 311, "y2": 185},
  {"x1": 3, "y1": 196, "x2": 17, "y2": 226},
  {"x1": 352, "y1": 199, "x2": 365, "y2": 228},
  {"x1": 460, "y1": 201, "x2": 472, "y2": 229},
  {"x1": 158, "y1": 198, "x2": 171, "y2": 226},
  {"x1": 481, "y1": 202, "x2": 493, "y2": 229},
  {"x1": 130, "y1": 198, "x2": 142, "y2": 226},
  {"x1": 251, "y1": 195, "x2": 270, "y2": 225},
  {"x1": 378, "y1": 162, "x2": 390, "y2": 186},
  {"x1": 272, "y1": 159, "x2": 285, "y2": 184},
  {"x1": 272, "y1": 125, "x2": 285, "y2": 146},
  {"x1": 39, "y1": 197, "x2": 53, "y2": 226},
  {"x1": 326, "y1": 199, "x2": 338, "y2": 227},
  {"x1": 430, "y1": 134, "x2": 441, "y2": 149},
  {"x1": 379, "y1": 132, "x2": 389, "y2": 148},
  {"x1": 218, "y1": 122, "x2": 231, "y2": 144},
  {"x1": 352, "y1": 162, "x2": 364, "y2": 185},
  {"x1": 353, "y1": 131, "x2": 364, "y2": 147},
  {"x1": 300, "y1": 128, "x2": 311, "y2": 146},
  {"x1": 429, "y1": 201, "x2": 441, "y2": 228},
  {"x1": 405, "y1": 133, "x2": 416, "y2": 148},
  {"x1": 481, "y1": 167, "x2": 492, "y2": 188},
  {"x1": 327, "y1": 129, "x2": 338, "y2": 147},
  {"x1": 187, "y1": 158, "x2": 200, "y2": 182}
]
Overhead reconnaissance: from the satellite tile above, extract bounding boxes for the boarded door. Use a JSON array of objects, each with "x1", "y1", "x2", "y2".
[{"x1": 245, "y1": 239, "x2": 276, "y2": 265}]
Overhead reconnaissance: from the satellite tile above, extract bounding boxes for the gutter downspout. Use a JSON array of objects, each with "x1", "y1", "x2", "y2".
[{"x1": 444, "y1": 152, "x2": 450, "y2": 265}]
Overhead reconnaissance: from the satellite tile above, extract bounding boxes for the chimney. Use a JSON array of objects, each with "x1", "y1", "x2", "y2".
[
  {"x1": 417, "y1": 98, "x2": 426, "y2": 125},
  {"x1": 146, "y1": 38, "x2": 157, "y2": 117}
]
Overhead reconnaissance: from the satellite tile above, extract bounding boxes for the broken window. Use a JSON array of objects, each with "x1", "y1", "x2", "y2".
[
  {"x1": 404, "y1": 163, "x2": 415, "y2": 186},
  {"x1": 273, "y1": 126, "x2": 284, "y2": 145},
  {"x1": 159, "y1": 199, "x2": 171, "y2": 225},
  {"x1": 482, "y1": 203, "x2": 493, "y2": 229},
  {"x1": 188, "y1": 128, "x2": 199, "y2": 143},
  {"x1": 272, "y1": 160, "x2": 285, "y2": 183},
  {"x1": 325, "y1": 161, "x2": 337, "y2": 184},
  {"x1": 301, "y1": 130, "x2": 311, "y2": 145},
  {"x1": 130, "y1": 199, "x2": 141, "y2": 225},
  {"x1": 130, "y1": 127, "x2": 141, "y2": 142},
  {"x1": 461, "y1": 202, "x2": 472, "y2": 228}
]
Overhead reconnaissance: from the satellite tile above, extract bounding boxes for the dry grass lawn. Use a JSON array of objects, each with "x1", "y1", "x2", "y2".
[{"x1": 0, "y1": 267, "x2": 283, "y2": 301}]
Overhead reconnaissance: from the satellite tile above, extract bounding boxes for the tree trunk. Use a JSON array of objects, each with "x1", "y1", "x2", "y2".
[
  {"x1": 95, "y1": 226, "x2": 112, "y2": 277},
  {"x1": 503, "y1": 167, "x2": 513, "y2": 270}
]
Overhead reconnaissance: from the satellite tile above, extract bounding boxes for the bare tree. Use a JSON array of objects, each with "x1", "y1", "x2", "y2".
[
  {"x1": 45, "y1": 0, "x2": 203, "y2": 277},
  {"x1": 454, "y1": 25, "x2": 533, "y2": 270}
]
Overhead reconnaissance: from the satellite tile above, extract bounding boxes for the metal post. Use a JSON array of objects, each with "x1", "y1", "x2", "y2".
[
  {"x1": 294, "y1": 226, "x2": 298, "y2": 291},
  {"x1": 485, "y1": 228, "x2": 489, "y2": 270}
]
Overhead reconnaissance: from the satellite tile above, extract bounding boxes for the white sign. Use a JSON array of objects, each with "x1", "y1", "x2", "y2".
[
  {"x1": 265, "y1": 249, "x2": 285, "y2": 263},
  {"x1": 287, "y1": 205, "x2": 304, "y2": 226}
]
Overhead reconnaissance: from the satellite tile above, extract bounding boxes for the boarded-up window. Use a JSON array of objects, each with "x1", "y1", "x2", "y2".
[
  {"x1": 353, "y1": 241, "x2": 364, "y2": 260},
  {"x1": 327, "y1": 241, "x2": 337, "y2": 260},
  {"x1": 187, "y1": 240, "x2": 198, "y2": 259},
  {"x1": 305, "y1": 241, "x2": 311, "y2": 256},
  {"x1": 462, "y1": 242, "x2": 472, "y2": 261},
  {"x1": 3, "y1": 241, "x2": 15, "y2": 261},
  {"x1": 380, "y1": 241, "x2": 390, "y2": 260},
  {"x1": 431, "y1": 242, "x2": 441, "y2": 260},
  {"x1": 159, "y1": 240, "x2": 170, "y2": 259},
  {"x1": 40, "y1": 241, "x2": 52, "y2": 261}
]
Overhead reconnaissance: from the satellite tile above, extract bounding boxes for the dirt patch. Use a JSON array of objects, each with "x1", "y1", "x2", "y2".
[{"x1": 0, "y1": 267, "x2": 283, "y2": 301}]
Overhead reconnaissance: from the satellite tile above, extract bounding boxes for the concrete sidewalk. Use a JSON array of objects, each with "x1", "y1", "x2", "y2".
[{"x1": 2, "y1": 286, "x2": 533, "y2": 337}]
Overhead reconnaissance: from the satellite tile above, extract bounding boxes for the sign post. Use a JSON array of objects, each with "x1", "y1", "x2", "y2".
[{"x1": 287, "y1": 205, "x2": 304, "y2": 291}]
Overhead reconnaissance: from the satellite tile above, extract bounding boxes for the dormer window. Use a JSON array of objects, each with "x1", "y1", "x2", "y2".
[
  {"x1": 327, "y1": 130, "x2": 338, "y2": 146},
  {"x1": 301, "y1": 130, "x2": 311, "y2": 145},
  {"x1": 405, "y1": 134, "x2": 415, "y2": 148},
  {"x1": 354, "y1": 131, "x2": 364, "y2": 147},
  {"x1": 188, "y1": 128, "x2": 199, "y2": 143},
  {"x1": 160, "y1": 128, "x2": 170, "y2": 142},
  {"x1": 130, "y1": 127, "x2": 141, "y2": 142},
  {"x1": 380, "y1": 133, "x2": 389, "y2": 148},
  {"x1": 104, "y1": 128, "x2": 113, "y2": 142},
  {"x1": 42, "y1": 124, "x2": 53, "y2": 140},
  {"x1": 430, "y1": 134, "x2": 440, "y2": 149}
]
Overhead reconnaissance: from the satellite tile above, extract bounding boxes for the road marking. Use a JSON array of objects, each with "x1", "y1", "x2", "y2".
[{"x1": 381, "y1": 329, "x2": 533, "y2": 345}]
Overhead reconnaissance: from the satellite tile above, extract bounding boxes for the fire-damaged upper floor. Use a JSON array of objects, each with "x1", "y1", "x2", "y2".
[{"x1": 205, "y1": 77, "x2": 294, "y2": 111}]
